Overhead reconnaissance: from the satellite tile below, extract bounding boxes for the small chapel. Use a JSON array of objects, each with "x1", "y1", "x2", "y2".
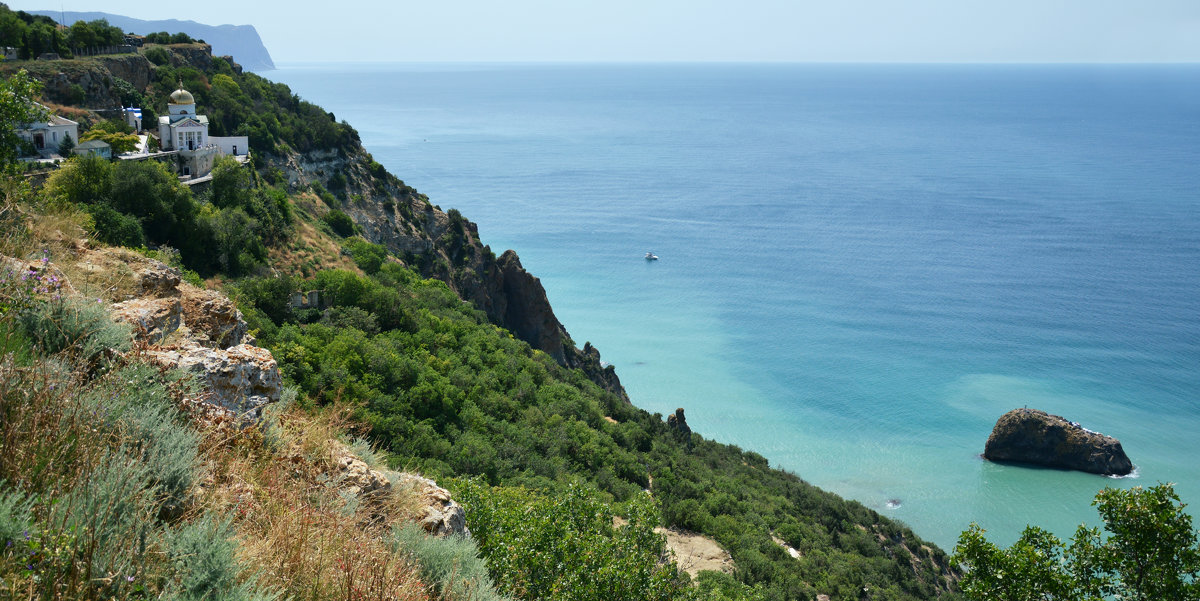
[
  {"x1": 157, "y1": 83, "x2": 248, "y2": 178},
  {"x1": 158, "y1": 86, "x2": 208, "y2": 151}
]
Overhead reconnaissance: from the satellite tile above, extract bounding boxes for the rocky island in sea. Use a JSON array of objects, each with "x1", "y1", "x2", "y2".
[{"x1": 984, "y1": 408, "x2": 1133, "y2": 476}]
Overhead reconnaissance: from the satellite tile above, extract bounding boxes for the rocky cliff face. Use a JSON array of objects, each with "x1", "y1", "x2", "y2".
[
  {"x1": 37, "y1": 55, "x2": 150, "y2": 110},
  {"x1": 28, "y1": 49, "x2": 239, "y2": 113},
  {"x1": 983, "y1": 408, "x2": 1133, "y2": 476},
  {"x1": 271, "y1": 146, "x2": 630, "y2": 401}
]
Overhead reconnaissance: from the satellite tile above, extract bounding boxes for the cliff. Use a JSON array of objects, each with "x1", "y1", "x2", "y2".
[
  {"x1": 3, "y1": 52, "x2": 156, "y2": 110},
  {"x1": 273, "y1": 143, "x2": 629, "y2": 400},
  {"x1": 30, "y1": 10, "x2": 276, "y2": 71},
  {"x1": 984, "y1": 408, "x2": 1134, "y2": 476}
]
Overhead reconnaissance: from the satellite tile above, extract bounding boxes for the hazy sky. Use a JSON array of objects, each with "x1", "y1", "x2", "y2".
[{"x1": 7, "y1": 0, "x2": 1199, "y2": 63}]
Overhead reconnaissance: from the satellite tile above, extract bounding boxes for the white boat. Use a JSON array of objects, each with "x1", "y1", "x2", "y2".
[{"x1": 644, "y1": 252, "x2": 659, "y2": 261}]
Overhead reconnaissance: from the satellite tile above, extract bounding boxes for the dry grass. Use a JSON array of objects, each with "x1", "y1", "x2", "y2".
[
  {"x1": 196, "y1": 403, "x2": 429, "y2": 601},
  {"x1": 0, "y1": 183, "x2": 90, "y2": 263},
  {"x1": 0, "y1": 189, "x2": 149, "y2": 305},
  {"x1": 268, "y1": 218, "x2": 361, "y2": 279},
  {"x1": 37, "y1": 101, "x2": 92, "y2": 125},
  {"x1": 265, "y1": 191, "x2": 362, "y2": 279}
]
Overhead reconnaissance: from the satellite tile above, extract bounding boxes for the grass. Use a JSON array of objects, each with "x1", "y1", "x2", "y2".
[
  {"x1": 0, "y1": 297, "x2": 434, "y2": 600},
  {"x1": 0, "y1": 206, "x2": 441, "y2": 601},
  {"x1": 198, "y1": 402, "x2": 430, "y2": 601}
]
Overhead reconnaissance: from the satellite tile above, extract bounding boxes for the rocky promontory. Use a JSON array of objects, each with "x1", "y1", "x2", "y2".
[{"x1": 983, "y1": 408, "x2": 1133, "y2": 476}]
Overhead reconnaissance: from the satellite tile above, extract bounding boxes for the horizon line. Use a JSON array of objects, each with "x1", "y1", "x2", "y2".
[{"x1": 267, "y1": 59, "x2": 1200, "y2": 68}]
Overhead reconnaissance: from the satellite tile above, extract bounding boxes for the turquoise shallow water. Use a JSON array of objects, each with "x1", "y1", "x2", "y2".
[{"x1": 271, "y1": 63, "x2": 1200, "y2": 550}]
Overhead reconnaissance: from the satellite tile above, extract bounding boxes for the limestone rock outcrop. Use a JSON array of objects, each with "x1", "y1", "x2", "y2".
[
  {"x1": 493, "y1": 250, "x2": 570, "y2": 365},
  {"x1": 328, "y1": 445, "x2": 469, "y2": 536},
  {"x1": 983, "y1": 408, "x2": 1133, "y2": 476},
  {"x1": 180, "y1": 289, "x2": 249, "y2": 348},
  {"x1": 110, "y1": 297, "x2": 182, "y2": 343},
  {"x1": 137, "y1": 263, "x2": 182, "y2": 298},
  {"x1": 398, "y1": 473, "x2": 469, "y2": 537},
  {"x1": 331, "y1": 445, "x2": 393, "y2": 498},
  {"x1": 147, "y1": 343, "x2": 281, "y2": 420}
]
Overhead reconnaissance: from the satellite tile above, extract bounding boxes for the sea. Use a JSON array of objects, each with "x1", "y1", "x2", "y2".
[{"x1": 269, "y1": 62, "x2": 1200, "y2": 551}]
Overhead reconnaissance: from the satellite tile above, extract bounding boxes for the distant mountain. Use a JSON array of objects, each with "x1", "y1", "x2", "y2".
[{"x1": 30, "y1": 10, "x2": 275, "y2": 71}]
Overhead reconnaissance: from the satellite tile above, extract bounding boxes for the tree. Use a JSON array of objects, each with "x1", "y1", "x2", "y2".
[
  {"x1": 954, "y1": 483, "x2": 1200, "y2": 601},
  {"x1": 1090, "y1": 485, "x2": 1200, "y2": 600},
  {"x1": 0, "y1": 70, "x2": 46, "y2": 169},
  {"x1": 43, "y1": 154, "x2": 114, "y2": 205},
  {"x1": 81, "y1": 120, "x2": 139, "y2": 154},
  {"x1": 57, "y1": 132, "x2": 75, "y2": 156},
  {"x1": 209, "y1": 154, "x2": 252, "y2": 209},
  {"x1": 67, "y1": 20, "x2": 98, "y2": 49},
  {"x1": 109, "y1": 160, "x2": 196, "y2": 244}
]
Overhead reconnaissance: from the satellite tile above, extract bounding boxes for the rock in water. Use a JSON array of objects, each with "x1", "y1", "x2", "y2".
[{"x1": 983, "y1": 408, "x2": 1133, "y2": 476}]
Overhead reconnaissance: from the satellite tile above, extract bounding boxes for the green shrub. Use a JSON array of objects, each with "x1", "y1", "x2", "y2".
[
  {"x1": 84, "y1": 365, "x2": 200, "y2": 518},
  {"x1": 234, "y1": 275, "x2": 296, "y2": 327},
  {"x1": 320, "y1": 305, "x2": 379, "y2": 336},
  {"x1": 87, "y1": 203, "x2": 147, "y2": 247},
  {"x1": 327, "y1": 172, "x2": 347, "y2": 196},
  {"x1": 65, "y1": 84, "x2": 86, "y2": 106},
  {"x1": 322, "y1": 209, "x2": 356, "y2": 238},
  {"x1": 18, "y1": 297, "x2": 132, "y2": 365},
  {"x1": 344, "y1": 237, "x2": 387, "y2": 274},
  {"x1": 0, "y1": 484, "x2": 36, "y2": 548},
  {"x1": 48, "y1": 449, "x2": 160, "y2": 595},
  {"x1": 390, "y1": 523, "x2": 508, "y2": 601},
  {"x1": 453, "y1": 480, "x2": 684, "y2": 601},
  {"x1": 166, "y1": 515, "x2": 279, "y2": 601},
  {"x1": 144, "y1": 46, "x2": 171, "y2": 65}
]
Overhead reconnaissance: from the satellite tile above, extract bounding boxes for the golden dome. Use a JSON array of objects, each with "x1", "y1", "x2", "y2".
[{"x1": 169, "y1": 87, "x2": 194, "y2": 105}]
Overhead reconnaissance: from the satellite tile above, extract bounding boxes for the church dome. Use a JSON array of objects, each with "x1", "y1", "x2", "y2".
[{"x1": 169, "y1": 87, "x2": 195, "y2": 105}]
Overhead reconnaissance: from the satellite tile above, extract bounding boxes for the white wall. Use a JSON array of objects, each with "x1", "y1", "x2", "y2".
[{"x1": 211, "y1": 136, "x2": 249, "y2": 156}]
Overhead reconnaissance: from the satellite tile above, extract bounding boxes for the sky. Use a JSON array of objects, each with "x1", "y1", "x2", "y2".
[{"x1": 6, "y1": 0, "x2": 1200, "y2": 63}]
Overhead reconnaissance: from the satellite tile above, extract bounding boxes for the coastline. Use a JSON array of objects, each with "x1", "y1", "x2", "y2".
[{"x1": 266, "y1": 61, "x2": 1200, "y2": 550}]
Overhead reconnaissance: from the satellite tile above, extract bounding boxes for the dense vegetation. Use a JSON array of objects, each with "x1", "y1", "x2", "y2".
[
  {"x1": 235, "y1": 250, "x2": 956, "y2": 600},
  {"x1": 953, "y1": 483, "x2": 1200, "y2": 601},
  {"x1": 142, "y1": 31, "x2": 196, "y2": 45},
  {"x1": 0, "y1": 4, "x2": 72, "y2": 59},
  {"x1": 42, "y1": 153, "x2": 289, "y2": 276}
]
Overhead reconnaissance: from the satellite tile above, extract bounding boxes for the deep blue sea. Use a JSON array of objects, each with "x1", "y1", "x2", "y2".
[{"x1": 270, "y1": 63, "x2": 1200, "y2": 550}]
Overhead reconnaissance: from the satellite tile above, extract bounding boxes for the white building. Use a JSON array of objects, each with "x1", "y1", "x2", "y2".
[
  {"x1": 156, "y1": 84, "x2": 249, "y2": 178},
  {"x1": 17, "y1": 107, "x2": 79, "y2": 158},
  {"x1": 158, "y1": 86, "x2": 209, "y2": 151},
  {"x1": 124, "y1": 107, "x2": 143, "y2": 132}
]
